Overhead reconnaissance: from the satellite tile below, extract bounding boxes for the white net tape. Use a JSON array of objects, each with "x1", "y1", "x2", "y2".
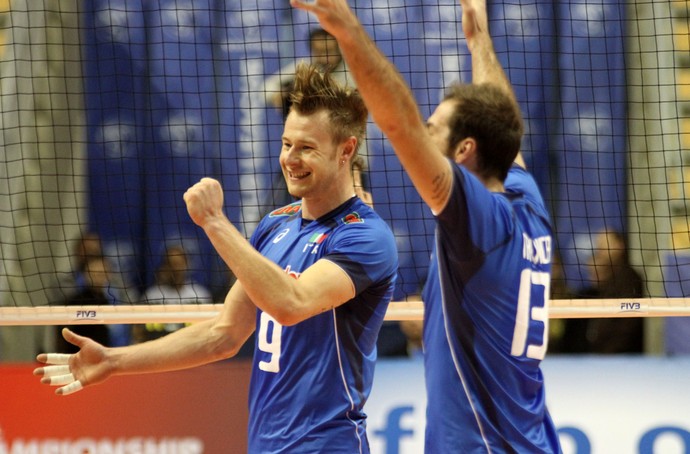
[{"x1": 1, "y1": 299, "x2": 689, "y2": 326}]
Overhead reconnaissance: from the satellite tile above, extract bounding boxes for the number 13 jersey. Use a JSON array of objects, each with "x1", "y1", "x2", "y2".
[{"x1": 422, "y1": 164, "x2": 561, "y2": 453}]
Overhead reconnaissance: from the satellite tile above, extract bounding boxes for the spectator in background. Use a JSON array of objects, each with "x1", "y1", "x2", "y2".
[
  {"x1": 561, "y1": 228, "x2": 645, "y2": 354},
  {"x1": 547, "y1": 250, "x2": 575, "y2": 354},
  {"x1": 71, "y1": 231, "x2": 134, "y2": 347},
  {"x1": 72, "y1": 232, "x2": 103, "y2": 291},
  {"x1": 56, "y1": 256, "x2": 113, "y2": 353},
  {"x1": 134, "y1": 245, "x2": 213, "y2": 343},
  {"x1": 264, "y1": 27, "x2": 354, "y2": 119},
  {"x1": 355, "y1": 154, "x2": 411, "y2": 358},
  {"x1": 352, "y1": 155, "x2": 373, "y2": 208},
  {"x1": 400, "y1": 318, "x2": 423, "y2": 359}
]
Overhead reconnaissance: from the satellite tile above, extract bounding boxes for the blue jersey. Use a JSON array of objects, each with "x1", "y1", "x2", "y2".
[
  {"x1": 422, "y1": 164, "x2": 561, "y2": 453},
  {"x1": 247, "y1": 196, "x2": 398, "y2": 453}
]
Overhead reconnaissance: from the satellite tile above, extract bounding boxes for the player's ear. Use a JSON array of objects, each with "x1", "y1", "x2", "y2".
[
  {"x1": 453, "y1": 137, "x2": 476, "y2": 164},
  {"x1": 340, "y1": 136, "x2": 357, "y2": 163}
]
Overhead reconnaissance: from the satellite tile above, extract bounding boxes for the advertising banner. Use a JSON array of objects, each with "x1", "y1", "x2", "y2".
[
  {"x1": 0, "y1": 361, "x2": 251, "y2": 453},
  {"x1": 4, "y1": 357, "x2": 689, "y2": 453}
]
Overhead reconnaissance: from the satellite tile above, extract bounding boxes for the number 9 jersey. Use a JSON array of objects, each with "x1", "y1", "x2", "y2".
[
  {"x1": 247, "y1": 196, "x2": 398, "y2": 454},
  {"x1": 422, "y1": 164, "x2": 562, "y2": 453}
]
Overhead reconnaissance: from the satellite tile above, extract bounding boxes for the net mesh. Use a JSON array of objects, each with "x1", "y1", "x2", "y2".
[{"x1": 1, "y1": 1, "x2": 690, "y2": 341}]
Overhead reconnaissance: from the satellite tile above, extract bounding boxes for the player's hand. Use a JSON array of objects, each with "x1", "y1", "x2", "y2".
[
  {"x1": 184, "y1": 177, "x2": 226, "y2": 228},
  {"x1": 33, "y1": 328, "x2": 111, "y2": 396},
  {"x1": 289, "y1": 0, "x2": 358, "y2": 39},
  {"x1": 460, "y1": 0, "x2": 489, "y2": 50}
]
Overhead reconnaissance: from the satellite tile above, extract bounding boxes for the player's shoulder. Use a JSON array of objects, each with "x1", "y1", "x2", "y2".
[
  {"x1": 335, "y1": 199, "x2": 389, "y2": 230},
  {"x1": 329, "y1": 200, "x2": 396, "y2": 248},
  {"x1": 252, "y1": 201, "x2": 302, "y2": 246},
  {"x1": 257, "y1": 201, "x2": 302, "y2": 230},
  {"x1": 267, "y1": 200, "x2": 302, "y2": 218}
]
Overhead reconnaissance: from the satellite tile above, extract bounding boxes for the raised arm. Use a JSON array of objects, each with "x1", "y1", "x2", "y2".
[
  {"x1": 460, "y1": 0, "x2": 525, "y2": 168},
  {"x1": 292, "y1": 0, "x2": 525, "y2": 201},
  {"x1": 461, "y1": 1, "x2": 511, "y2": 101},
  {"x1": 291, "y1": 0, "x2": 453, "y2": 213},
  {"x1": 184, "y1": 178, "x2": 356, "y2": 326},
  {"x1": 34, "y1": 281, "x2": 256, "y2": 395}
]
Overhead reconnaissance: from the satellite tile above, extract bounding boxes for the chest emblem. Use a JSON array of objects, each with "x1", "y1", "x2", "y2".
[{"x1": 303, "y1": 232, "x2": 328, "y2": 254}]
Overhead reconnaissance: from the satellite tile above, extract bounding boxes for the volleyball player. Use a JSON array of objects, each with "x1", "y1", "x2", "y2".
[
  {"x1": 34, "y1": 64, "x2": 398, "y2": 453},
  {"x1": 293, "y1": 0, "x2": 562, "y2": 451}
]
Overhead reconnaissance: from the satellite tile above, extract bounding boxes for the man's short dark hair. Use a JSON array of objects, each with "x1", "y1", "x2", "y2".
[{"x1": 444, "y1": 83, "x2": 523, "y2": 182}]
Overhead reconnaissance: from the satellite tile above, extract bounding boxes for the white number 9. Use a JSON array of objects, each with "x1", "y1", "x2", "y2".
[{"x1": 258, "y1": 311, "x2": 283, "y2": 373}]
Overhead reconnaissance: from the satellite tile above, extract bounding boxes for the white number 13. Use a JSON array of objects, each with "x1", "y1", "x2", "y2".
[
  {"x1": 258, "y1": 312, "x2": 283, "y2": 373},
  {"x1": 511, "y1": 269, "x2": 550, "y2": 360}
]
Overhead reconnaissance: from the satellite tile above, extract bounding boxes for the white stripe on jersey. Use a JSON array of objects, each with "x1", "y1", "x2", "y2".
[
  {"x1": 332, "y1": 308, "x2": 364, "y2": 454},
  {"x1": 436, "y1": 230, "x2": 493, "y2": 454}
]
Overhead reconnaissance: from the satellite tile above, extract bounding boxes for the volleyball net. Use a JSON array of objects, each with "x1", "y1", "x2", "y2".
[{"x1": 1, "y1": 0, "x2": 690, "y2": 330}]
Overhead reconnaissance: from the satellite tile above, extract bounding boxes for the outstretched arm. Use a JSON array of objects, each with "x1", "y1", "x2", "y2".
[
  {"x1": 184, "y1": 178, "x2": 356, "y2": 326},
  {"x1": 34, "y1": 281, "x2": 256, "y2": 395}
]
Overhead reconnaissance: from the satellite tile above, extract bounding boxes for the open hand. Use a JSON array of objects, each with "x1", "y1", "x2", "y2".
[
  {"x1": 33, "y1": 328, "x2": 111, "y2": 395},
  {"x1": 289, "y1": 0, "x2": 358, "y2": 39}
]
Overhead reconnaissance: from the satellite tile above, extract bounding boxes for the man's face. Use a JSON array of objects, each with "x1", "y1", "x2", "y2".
[
  {"x1": 311, "y1": 35, "x2": 342, "y2": 69},
  {"x1": 589, "y1": 231, "x2": 624, "y2": 282},
  {"x1": 166, "y1": 251, "x2": 189, "y2": 287},
  {"x1": 427, "y1": 100, "x2": 456, "y2": 160},
  {"x1": 85, "y1": 258, "x2": 110, "y2": 290},
  {"x1": 280, "y1": 110, "x2": 341, "y2": 200}
]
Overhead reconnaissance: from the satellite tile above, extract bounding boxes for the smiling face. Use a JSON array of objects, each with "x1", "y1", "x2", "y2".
[{"x1": 280, "y1": 109, "x2": 348, "y2": 210}]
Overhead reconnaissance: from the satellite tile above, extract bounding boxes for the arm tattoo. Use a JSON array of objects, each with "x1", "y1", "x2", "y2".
[{"x1": 431, "y1": 169, "x2": 451, "y2": 202}]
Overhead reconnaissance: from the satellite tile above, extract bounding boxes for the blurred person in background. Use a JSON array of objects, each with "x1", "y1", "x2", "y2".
[
  {"x1": 134, "y1": 245, "x2": 213, "y2": 342},
  {"x1": 264, "y1": 27, "x2": 354, "y2": 119},
  {"x1": 56, "y1": 255, "x2": 113, "y2": 353},
  {"x1": 561, "y1": 228, "x2": 645, "y2": 354}
]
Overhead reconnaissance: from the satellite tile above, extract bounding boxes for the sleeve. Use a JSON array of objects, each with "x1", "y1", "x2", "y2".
[
  {"x1": 322, "y1": 220, "x2": 398, "y2": 296},
  {"x1": 437, "y1": 164, "x2": 514, "y2": 260}
]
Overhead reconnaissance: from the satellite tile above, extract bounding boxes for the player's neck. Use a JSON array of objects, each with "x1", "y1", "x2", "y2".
[
  {"x1": 300, "y1": 183, "x2": 355, "y2": 220},
  {"x1": 473, "y1": 171, "x2": 504, "y2": 193}
]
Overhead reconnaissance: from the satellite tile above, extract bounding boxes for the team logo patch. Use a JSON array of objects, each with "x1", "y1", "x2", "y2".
[
  {"x1": 308, "y1": 232, "x2": 328, "y2": 244},
  {"x1": 342, "y1": 212, "x2": 364, "y2": 224},
  {"x1": 269, "y1": 202, "x2": 301, "y2": 217}
]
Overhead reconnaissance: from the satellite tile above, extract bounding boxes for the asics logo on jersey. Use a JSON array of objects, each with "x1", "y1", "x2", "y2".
[
  {"x1": 273, "y1": 228, "x2": 290, "y2": 244},
  {"x1": 522, "y1": 233, "x2": 552, "y2": 265}
]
